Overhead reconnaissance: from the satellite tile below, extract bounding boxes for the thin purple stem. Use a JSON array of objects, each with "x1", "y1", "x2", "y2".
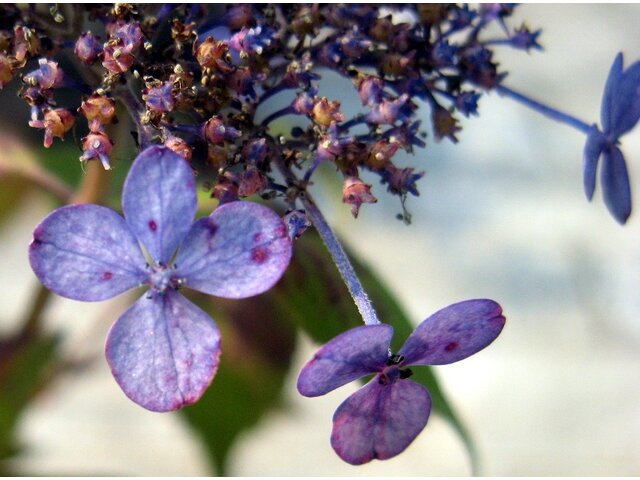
[{"x1": 496, "y1": 84, "x2": 593, "y2": 135}]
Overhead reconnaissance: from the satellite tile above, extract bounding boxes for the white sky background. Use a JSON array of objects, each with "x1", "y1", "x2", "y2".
[{"x1": 2, "y1": 4, "x2": 640, "y2": 476}]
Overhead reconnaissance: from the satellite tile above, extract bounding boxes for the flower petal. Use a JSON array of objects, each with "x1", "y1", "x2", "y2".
[
  {"x1": 297, "y1": 324, "x2": 393, "y2": 397},
  {"x1": 600, "y1": 52, "x2": 623, "y2": 135},
  {"x1": 105, "y1": 290, "x2": 221, "y2": 412},
  {"x1": 601, "y1": 146, "x2": 632, "y2": 224},
  {"x1": 122, "y1": 146, "x2": 197, "y2": 265},
  {"x1": 583, "y1": 127, "x2": 605, "y2": 201},
  {"x1": 175, "y1": 201, "x2": 292, "y2": 298},
  {"x1": 399, "y1": 299, "x2": 505, "y2": 366},
  {"x1": 29, "y1": 204, "x2": 146, "y2": 301},
  {"x1": 606, "y1": 56, "x2": 640, "y2": 138},
  {"x1": 331, "y1": 378, "x2": 431, "y2": 465}
]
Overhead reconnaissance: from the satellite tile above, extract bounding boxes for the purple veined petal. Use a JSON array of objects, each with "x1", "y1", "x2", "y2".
[
  {"x1": 29, "y1": 204, "x2": 147, "y2": 301},
  {"x1": 122, "y1": 146, "x2": 197, "y2": 265},
  {"x1": 297, "y1": 324, "x2": 393, "y2": 397},
  {"x1": 175, "y1": 201, "x2": 292, "y2": 299},
  {"x1": 601, "y1": 146, "x2": 632, "y2": 224},
  {"x1": 583, "y1": 127, "x2": 606, "y2": 201},
  {"x1": 399, "y1": 299, "x2": 505, "y2": 366},
  {"x1": 331, "y1": 378, "x2": 431, "y2": 465},
  {"x1": 607, "y1": 59, "x2": 640, "y2": 138},
  {"x1": 600, "y1": 52, "x2": 623, "y2": 135},
  {"x1": 105, "y1": 289, "x2": 221, "y2": 412}
]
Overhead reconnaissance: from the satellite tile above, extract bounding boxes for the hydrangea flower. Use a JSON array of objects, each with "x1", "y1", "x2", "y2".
[
  {"x1": 583, "y1": 52, "x2": 640, "y2": 224},
  {"x1": 29, "y1": 146, "x2": 292, "y2": 411},
  {"x1": 297, "y1": 299, "x2": 505, "y2": 465}
]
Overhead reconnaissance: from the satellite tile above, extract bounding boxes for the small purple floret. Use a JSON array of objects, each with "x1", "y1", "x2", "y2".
[
  {"x1": 297, "y1": 299, "x2": 505, "y2": 464},
  {"x1": 29, "y1": 146, "x2": 292, "y2": 411}
]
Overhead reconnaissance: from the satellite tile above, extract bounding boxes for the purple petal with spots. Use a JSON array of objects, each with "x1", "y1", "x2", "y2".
[
  {"x1": 399, "y1": 299, "x2": 505, "y2": 366},
  {"x1": 601, "y1": 146, "x2": 631, "y2": 224},
  {"x1": 331, "y1": 378, "x2": 431, "y2": 465},
  {"x1": 297, "y1": 324, "x2": 392, "y2": 397},
  {"x1": 105, "y1": 289, "x2": 221, "y2": 412},
  {"x1": 123, "y1": 146, "x2": 197, "y2": 265},
  {"x1": 600, "y1": 52, "x2": 623, "y2": 135},
  {"x1": 29, "y1": 204, "x2": 147, "y2": 301},
  {"x1": 175, "y1": 201, "x2": 292, "y2": 299},
  {"x1": 583, "y1": 127, "x2": 605, "y2": 201}
]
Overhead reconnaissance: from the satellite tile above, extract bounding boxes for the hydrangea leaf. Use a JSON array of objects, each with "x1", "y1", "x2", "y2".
[
  {"x1": 179, "y1": 292, "x2": 297, "y2": 475},
  {"x1": 0, "y1": 330, "x2": 61, "y2": 470},
  {"x1": 122, "y1": 146, "x2": 197, "y2": 265},
  {"x1": 331, "y1": 378, "x2": 431, "y2": 465},
  {"x1": 29, "y1": 204, "x2": 147, "y2": 301},
  {"x1": 176, "y1": 201, "x2": 292, "y2": 299},
  {"x1": 582, "y1": 127, "x2": 605, "y2": 201},
  {"x1": 399, "y1": 299, "x2": 505, "y2": 366},
  {"x1": 105, "y1": 290, "x2": 221, "y2": 412},
  {"x1": 601, "y1": 146, "x2": 632, "y2": 224},
  {"x1": 297, "y1": 324, "x2": 392, "y2": 397}
]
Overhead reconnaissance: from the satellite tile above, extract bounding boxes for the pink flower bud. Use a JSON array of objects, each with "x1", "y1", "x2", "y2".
[
  {"x1": 29, "y1": 108, "x2": 75, "y2": 148},
  {"x1": 342, "y1": 177, "x2": 377, "y2": 218},
  {"x1": 74, "y1": 32, "x2": 103, "y2": 65},
  {"x1": 79, "y1": 94, "x2": 116, "y2": 124},
  {"x1": 80, "y1": 130, "x2": 113, "y2": 170},
  {"x1": 164, "y1": 136, "x2": 193, "y2": 162}
]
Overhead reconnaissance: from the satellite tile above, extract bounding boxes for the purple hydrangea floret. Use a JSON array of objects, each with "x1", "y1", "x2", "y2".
[
  {"x1": 297, "y1": 299, "x2": 505, "y2": 465},
  {"x1": 583, "y1": 52, "x2": 640, "y2": 224},
  {"x1": 29, "y1": 145, "x2": 292, "y2": 412}
]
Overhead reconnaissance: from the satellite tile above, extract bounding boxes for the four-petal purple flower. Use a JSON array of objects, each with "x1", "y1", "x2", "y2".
[
  {"x1": 584, "y1": 52, "x2": 640, "y2": 224},
  {"x1": 29, "y1": 146, "x2": 292, "y2": 411},
  {"x1": 297, "y1": 299, "x2": 505, "y2": 465}
]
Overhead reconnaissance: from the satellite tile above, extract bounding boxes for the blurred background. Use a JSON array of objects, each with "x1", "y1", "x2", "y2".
[{"x1": 1, "y1": 4, "x2": 640, "y2": 476}]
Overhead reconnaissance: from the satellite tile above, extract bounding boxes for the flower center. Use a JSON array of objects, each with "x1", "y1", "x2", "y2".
[
  {"x1": 377, "y1": 353, "x2": 413, "y2": 385},
  {"x1": 148, "y1": 262, "x2": 185, "y2": 294}
]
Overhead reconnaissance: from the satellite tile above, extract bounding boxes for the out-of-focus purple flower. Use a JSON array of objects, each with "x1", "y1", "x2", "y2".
[
  {"x1": 380, "y1": 165, "x2": 424, "y2": 197},
  {"x1": 365, "y1": 94, "x2": 412, "y2": 125},
  {"x1": 583, "y1": 52, "x2": 640, "y2": 224},
  {"x1": 431, "y1": 39, "x2": 457, "y2": 67},
  {"x1": 509, "y1": 24, "x2": 543, "y2": 52},
  {"x1": 23, "y1": 58, "x2": 64, "y2": 90},
  {"x1": 74, "y1": 32, "x2": 103, "y2": 65},
  {"x1": 455, "y1": 90, "x2": 482, "y2": 117},
  {"x1": 228, "y1": 25, "x2": 275, "y2": 58},
  {"x1": 297, "y1": 299, "x2": 505, "y2": 465},
  {"x1": 29, "y1": 147, "x2": 292, "y2": 411},
  {"x1": 143, "y1": 81, "x2": 175, "y2": 113},
  {"x1": 355, "y1": 75, "x2": 385, "y2": 108}
]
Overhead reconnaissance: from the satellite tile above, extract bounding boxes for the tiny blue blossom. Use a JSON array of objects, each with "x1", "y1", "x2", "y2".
[{"x1": 583, "y1": 52, "x2": 640, "y2": 224}]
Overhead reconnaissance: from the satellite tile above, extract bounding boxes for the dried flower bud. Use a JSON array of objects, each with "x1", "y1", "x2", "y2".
[
  {"x1": 29, "y1": 108, "x2": 75, "y2": 148},
  {"x1": 238, "y1": 165, "x2": 268, "y2": 197},
  {"x1": 80, "y1": 130, "x2": 113, "y2": 170},
  {"x1": 380, "y1": 51, "x2": 416, "y2": 78},
  {"x1": 203, "y1": 116, "x2": 240, "y2": 145},
  {"x1": 223, "y1": 5, "x2": 255, "y2": 30},
  {"x1": 143, "y1": 82, "x2": 175, "y2": 113},
  {"x1": 312, "y1": 97, "x2": 344, "y2": 127},
  {"x1": 242, "y1": 138, "x2": 269, "y2": 164},
  {"x1": 13, "y1": 26, "x2": 40, "y2": 63},
  {"x1": 23, "y1": 59, "x2": 64, "y2": 90},
  {"x1": 367, "y1": 140, "x2": 399, "y2": 170},
  {"x1": 381, "y1": 165, "x2": 424, "y2": 197},
  {"x1": 292, "y1": 90, "x2": 316, "y2": 115},
  {"x1": 102, "y1": 43, "x2": 135, "y2": 74},
  {"x1": 164, "y1": 136, "x2": 192, "y2": 161},
  {"x1": 74, "y1": 32, "x2": 103, "y2": 64},
  {"x1": 0, "y1": 53, "x2": 14, "y2": 89},
  {"x1": 342, "y1": 176, "x2": 377, "y2": 218},
  {"x1": 195, "y1": 37, "x2": 233, "y2": 74},
  {"x1": 211, "y1": 171, "x2": 239, "y2": 204},
  {"x1": 432, "y1": 107, "x2": 461, "y2": 143},
  {"x1": 79, "y1": 94, "x2": 116, "y2": 124}
]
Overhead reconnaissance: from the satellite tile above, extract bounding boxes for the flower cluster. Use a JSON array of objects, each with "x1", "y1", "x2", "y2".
[{"x1": 0, "y1": 4, "x2": 546, "y2": 220}]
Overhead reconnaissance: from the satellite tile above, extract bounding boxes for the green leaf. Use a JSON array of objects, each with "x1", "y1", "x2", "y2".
[
  {"x1": 272, "y1": 232, "x2": 478, "y2": 471},
  {"x1": 0, "y1": 331, "x2": 61, "y2": 473},
  {"x1": 179, "y1": 292, "x2": 297, "y2": 476}
]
